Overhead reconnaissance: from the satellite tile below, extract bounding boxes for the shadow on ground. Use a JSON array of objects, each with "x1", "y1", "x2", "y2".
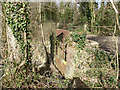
[
  {"x1": 68, "y1": 77, "x2": 88, "y2": 88},
  {"x1": 87, "y1": 36, "x2": 120, "y2": 56}
]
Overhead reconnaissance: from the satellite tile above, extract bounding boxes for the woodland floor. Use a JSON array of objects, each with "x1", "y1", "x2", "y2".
[
  {"x1": 87, "y1": 35, "x2": 120, "y2": 88},
  {"x1": 0, "y1": 34, "x2": 120, "y2": 88}
]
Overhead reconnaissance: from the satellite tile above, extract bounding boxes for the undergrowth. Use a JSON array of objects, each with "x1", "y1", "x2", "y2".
[
  {"x1": 2, "y1": 63, "x2": 70, "y2": 88},
  {"x1": 85, "y1": 48, "x2": 117, "y2": 88},
  {"x1": 70, "y1": 32, "x2": 86, "y2": 50}
]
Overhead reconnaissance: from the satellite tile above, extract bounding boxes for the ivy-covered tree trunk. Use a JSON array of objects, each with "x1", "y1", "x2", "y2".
[
  {"x1": 2, "y1": 2, "x2": 31, "y2": 83},
  {"x1": 0, "y1": 3, "x2": 2, "y2": 49},
  {"x1": 0, "y1": 2, "x2": 3, "y2": 86},
  {"x1": 2, "y1": 3, "x2": 22, "y2": 64},
  {"x1": 2, "y1": 2, "x2": 30, "y2": 64},
  {"x1": 6, "y1": 25, "x2": 21, "y2": 64}
]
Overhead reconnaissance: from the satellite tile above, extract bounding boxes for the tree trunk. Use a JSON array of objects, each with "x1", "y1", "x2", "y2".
[
  {"x1": 0, "y1": 3, "x2": 2, "y2": 51},
  {"x1": 6, "y1": 25, "x2": 21, "y2": 64},
  {"x1": 90, "y1": 2, "x2": 95, "y2": 33},
  {"x1": 73, "y1": 2, "x2": 77, "y2": 25},
  {"x1": 110, "y1": 0, "x2": 119, "y2": 84}
]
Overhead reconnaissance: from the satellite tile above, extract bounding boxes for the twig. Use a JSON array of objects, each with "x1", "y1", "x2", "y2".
[
  {"x1": 0, "y1": 12, "x2": 3, "y2": 17},
  {"x1": 0, "y1": 74, "x2": 5, "y2": 80},
  {"x1": 110, "y1": 0, "x2": 118, "y2": 14}
]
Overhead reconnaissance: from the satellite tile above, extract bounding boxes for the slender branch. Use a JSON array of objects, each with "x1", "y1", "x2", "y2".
[
  {"x1": 0, "y1": 12, "x2": 3, "y2": 17},
  {"x1": 110, "y1": 0, "x2": 118, "y2": 14},
  {"x1": 110, "y1": 0, "x2": 119, "y2": 84}
]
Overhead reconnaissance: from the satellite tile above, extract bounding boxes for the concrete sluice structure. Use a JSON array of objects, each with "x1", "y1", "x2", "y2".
[
  {"x1": 54, "y1": 29, "x2": 100, "y2": 80},
  {"x1": 53, "y1": 29, "x2": 116, "y2": 87}
]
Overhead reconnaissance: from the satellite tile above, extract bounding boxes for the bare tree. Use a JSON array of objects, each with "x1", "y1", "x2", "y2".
[{"x1": 110, "y1": 0, "x2": 119, "y2": 83}]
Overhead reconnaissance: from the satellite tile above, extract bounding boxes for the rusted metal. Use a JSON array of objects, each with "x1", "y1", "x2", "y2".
[
  {"x1": 55, "y1": 29, "x2": 70, "y2": 75},
  {"x1": 56, "y1": 29, "x2": 70, "y2": 58},
  {"x1": 55, "y1": 29, "x2": 70, "y2": 38},
  {"x1": 64, "y1": 21, "x2": 66, "y2": 29},
  {"x1": 55, "y1": 29, "x2": 84, "y2": 76}
]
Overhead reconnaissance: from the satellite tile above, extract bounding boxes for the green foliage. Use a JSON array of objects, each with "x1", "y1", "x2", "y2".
[
  {"x1": 59, "y1": 3, "x2": 74, "y2": 28},
  {"x1": 107, "y1": 76, "x2": 117, "y2": 86},
  {"x1": 43, "y1": 2, "x2": 58, "y2": 22},
  {"x1": 86, "y1": 49, "x2": 116, "y2": 68},
  {"x1": 78, "y1": 2, "x2": 91, "y2": 24},
  {"x1": 67, "y1": 23, "x2": 73, "y2": 31},
  {"x1": 60, "y1": 7, "x2": 73, "y2": 23},
  {"x1": 96, "y1": 4, "x2": 115, "y2": 26},
  {"x1": 71, "y1": 33, "x2": 86, "y2": 50},
  {"x1": 2, "y1": 2, "x2": 32, "y2": 68},
  {"x1": 3, "y1": 2, "x2": 30, "y2": 53},
  {"x1": 2, "y1": 2, "x2": 32, "y2": 87},
  {"x1": 84, "y1": 48, "x2": 117, "y2": 87}
]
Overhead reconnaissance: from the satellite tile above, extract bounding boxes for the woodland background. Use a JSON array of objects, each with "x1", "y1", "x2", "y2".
[{"x1": 0, "y1": 1, "x2": 120, "y2": 88}]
